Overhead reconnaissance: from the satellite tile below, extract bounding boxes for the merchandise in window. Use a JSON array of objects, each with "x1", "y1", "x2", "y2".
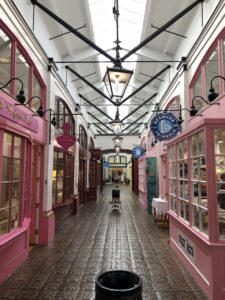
[
  {"x1": 168, "y1": 145, "x2": 176, "y2": 212},
  {"x1": 178, "y1": 140, "x2": 189, "y2": 222},
  {"x1": 0, "y1": 133, "x2": 23, "y2": 235},
  {"x1": 190, "y1": 131, "x2": 208, "y2": 234},
  {"x1": 52, "y1": 150, "x2": 74, "y2": 206},
  {"x1": 214, "y1": 129, "x2": 225, "y2": 239}
]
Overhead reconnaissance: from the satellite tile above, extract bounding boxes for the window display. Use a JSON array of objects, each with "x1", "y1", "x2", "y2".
[
  {"x1": 168, "y1": 145, "x2": 176, "y2": 212},
  {"x1": 215, "y1": 129, "x2": 225, "y2": 239},
  {"x1": 168, "y1": 131, "x2": 208, "y2": 233},
  {"x1": 52, "y1": 150, "x2": 74, "y2": 206},
  {"x1": 190, "y1": 131, "x2": 208, "y2": 234},
  {"x1": 0, "y1": 133, "x2": 22, "y2": 235},
  {"x1": 178, "y1": 140, "x2": 189, "y2": 222}
]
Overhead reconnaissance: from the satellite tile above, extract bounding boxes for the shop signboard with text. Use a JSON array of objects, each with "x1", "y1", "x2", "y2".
[
  {"x1": 150, "y1": 112, "x2": 180, "y2": 141},
  {"x1": 0, "y1": 92, "x2": 38, "y2": 132}
]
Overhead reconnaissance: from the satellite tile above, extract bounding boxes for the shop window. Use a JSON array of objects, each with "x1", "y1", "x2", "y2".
[
  {"x1": 205, "y1": 47, "x2": 219, "y2": 99},
  {"x1": 0, "y1": 23, "x2": 45, "y2": 110},
  {"x1": 190, "y1": 131, "x2": 208, "y2": 234},
  {"x1": 168, "y1": 145, "x2": 177, "y2": 212},
  {"x1": 178, "y1": 140, "x2": 189, "y2": 222},
  {"x1": 168, "y1": 132, "x2": 208, "y2": 234},
  {"x1": 0, "y1": 29, "x2": 12, "y2": 92},
  {"x1": 0, "y1": 133, "x2": 23, "y2": 235},
  {"x1": 223, "y1": 36, "x2": 225, "y2": 89},
  {"x1": 165, "y1": 96, "x2": 180, "y2": 119},
  {"x1": 52, "y1": 150, "x2": 74, "y2": 206},
  {"x1": 79, "y1": 125, "x2": 87, "y2": 149},
  {"x1": 55, "y1": 97, "x2": 75, "y2": 135},
  {"x1": 90, "y1": 137, "x2": 94, "y2": 151},
  {"x1": 16, "y1": 48, "x2": 30, "y2": 100},
  {"x1": 32, "y1": 74, "x2": 42, "y2": 111},
  {"x1": 214, "y1": 129, "x2": 225, "y2": 239},
  {"x1": 192, "y1": 73, "x2": 203, "y2": 111},
  {"x1": 190, "y1": 30, "x2": 225, "y2": 111},
  {"x1": 108, "y1": 155, "x2": 127, "y2": 164}
]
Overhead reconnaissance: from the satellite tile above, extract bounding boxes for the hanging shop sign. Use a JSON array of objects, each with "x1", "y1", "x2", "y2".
[
  {"x1": 150, "y1": 112, "x2": 180, "y2": 141},
  {"x1": 56, "y1": 123, "x2": 76, "y2": 151},
  {"x1": 104, "y1": 161, "x2": 110, "y2": 167},
  {"x1": 132, "y1": 146, "x2": 145, "y2": 159},
  {"x1": 0, "y1": 93, "x2": 38, "y2": 132}
]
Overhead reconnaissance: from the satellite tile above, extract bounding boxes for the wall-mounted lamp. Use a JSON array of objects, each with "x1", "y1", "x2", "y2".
[
  {"x1": 152, "y1": 104, "x2": 202, "y2": 120},
  {"x1": 112, "y1": 135, "x2": 123, "y2": 146},
  {"x1": 75, "y1": 103, "x2": 82, "y2": 115},
  {"x1": 151, "y1": 138, "x2": 158, "y2": 147},
  {"x1": 110, "y1": 107, "x2": 124, "y2": 135},
  {"x1": 16, "y1": 95, "x2": 43, "y2": 116},
  {"x1": 190, "y1": 95, "x2": 219, "y2": 116},
  {"x1": 208, "y1": 75, "x2": 225, "y2": 102},
  {"x1": 41, "y1": 108, "x2": 57, "y2": 126},
  {"x1": 0, "y1": 77, "x2": 26, "y2": 104}
]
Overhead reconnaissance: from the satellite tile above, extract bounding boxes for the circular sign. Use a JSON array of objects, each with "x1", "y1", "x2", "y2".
[
  {"x1": 150, "y1": 112, "x2": 180, "y2": 141},
  {"x1": 132, "y1": 146, "x2": 145, "y2": 159}
]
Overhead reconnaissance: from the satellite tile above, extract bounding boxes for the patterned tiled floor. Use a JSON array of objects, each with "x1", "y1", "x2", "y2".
[{"x1": 0, "y1": 185, "x2": 207, "y2": 299}]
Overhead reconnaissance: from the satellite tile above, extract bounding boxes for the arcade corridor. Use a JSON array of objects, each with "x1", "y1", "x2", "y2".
[{"x1": 0, "y1": 185, "x2": 206, "y2": 300}]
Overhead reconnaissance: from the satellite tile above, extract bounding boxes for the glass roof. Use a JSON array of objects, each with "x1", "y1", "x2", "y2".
[{"x1": 88, "y1": 0, "x2": 147, "y2": 120}]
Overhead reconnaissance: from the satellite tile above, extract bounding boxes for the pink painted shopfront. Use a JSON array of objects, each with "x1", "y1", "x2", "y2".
[
  {"x1": 0, "y1": 21, "x2": 51, "y2": 283},
  {"x1": 167, "y1": 29, "x2": 225, "y2": 300}
]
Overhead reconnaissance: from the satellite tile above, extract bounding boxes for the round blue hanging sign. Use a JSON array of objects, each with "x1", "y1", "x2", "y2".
[
  {"x1": 132, "y1": 146, "x2": 145, "y2": 159},
  {"x1": 150, "y1": 112, "x2": 180, "y2": 141}
]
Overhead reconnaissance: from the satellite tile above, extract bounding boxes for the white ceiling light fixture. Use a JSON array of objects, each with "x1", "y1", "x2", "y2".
[
  {"x1": 110, "y1": 107, "x2": 124, "y2": 135},
  {"x1": 114, "y1": 145, "x2": 121, "y2": 153},
  {"x1": 112, "y1": 135, "x2": 123, "y2": 146},
  {"x1": 103, "y1": 0, "x2": 133, "y2": 100}
]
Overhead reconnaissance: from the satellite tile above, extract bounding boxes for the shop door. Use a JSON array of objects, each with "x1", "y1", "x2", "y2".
[
  {"x1": 79, "y1": 158, "x2": 86, "y2": 204},
  {"x1": 146, "y1": 157, "x2": 157, "y2": 214},
  {"x1": 29, "y1": 144, "x2": 41, "y2": 244},
  {"x1": 89, "y1": 160, "x2": 97, "y2": 201}
]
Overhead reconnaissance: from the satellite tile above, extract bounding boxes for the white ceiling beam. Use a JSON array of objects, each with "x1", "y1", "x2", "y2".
[
  {"x1": 78, "y1": 81, "x2": 105, "y2": 94},
  {"x1": 63, "y1": 47, "x2": 98, "y2": 61},
  {"x1": 131, "y1": 81, "x2": 158, "y2": 94}
]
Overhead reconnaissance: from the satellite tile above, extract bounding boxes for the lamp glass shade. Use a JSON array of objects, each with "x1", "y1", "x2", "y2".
[
  {"x1": 112, "y1": 136, "x2": 123, "y2": 146},
  {"x1": 103, "y1": 66, "x2": 133, "y2": 99},
  {"x1": 114, "y1": 145, "x2": 121, "y2": 153},
  {"x1": 110, "y1": 120, "x2": 124, "y2": 135}
]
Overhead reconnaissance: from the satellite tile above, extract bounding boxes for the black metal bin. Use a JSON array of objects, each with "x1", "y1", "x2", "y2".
[
  {"x1": 112, "y1": 189, "x2": 120, "y2": 199},
  {"x1": 95, "y1": 270, "x2": 142, "y2": 300}
]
